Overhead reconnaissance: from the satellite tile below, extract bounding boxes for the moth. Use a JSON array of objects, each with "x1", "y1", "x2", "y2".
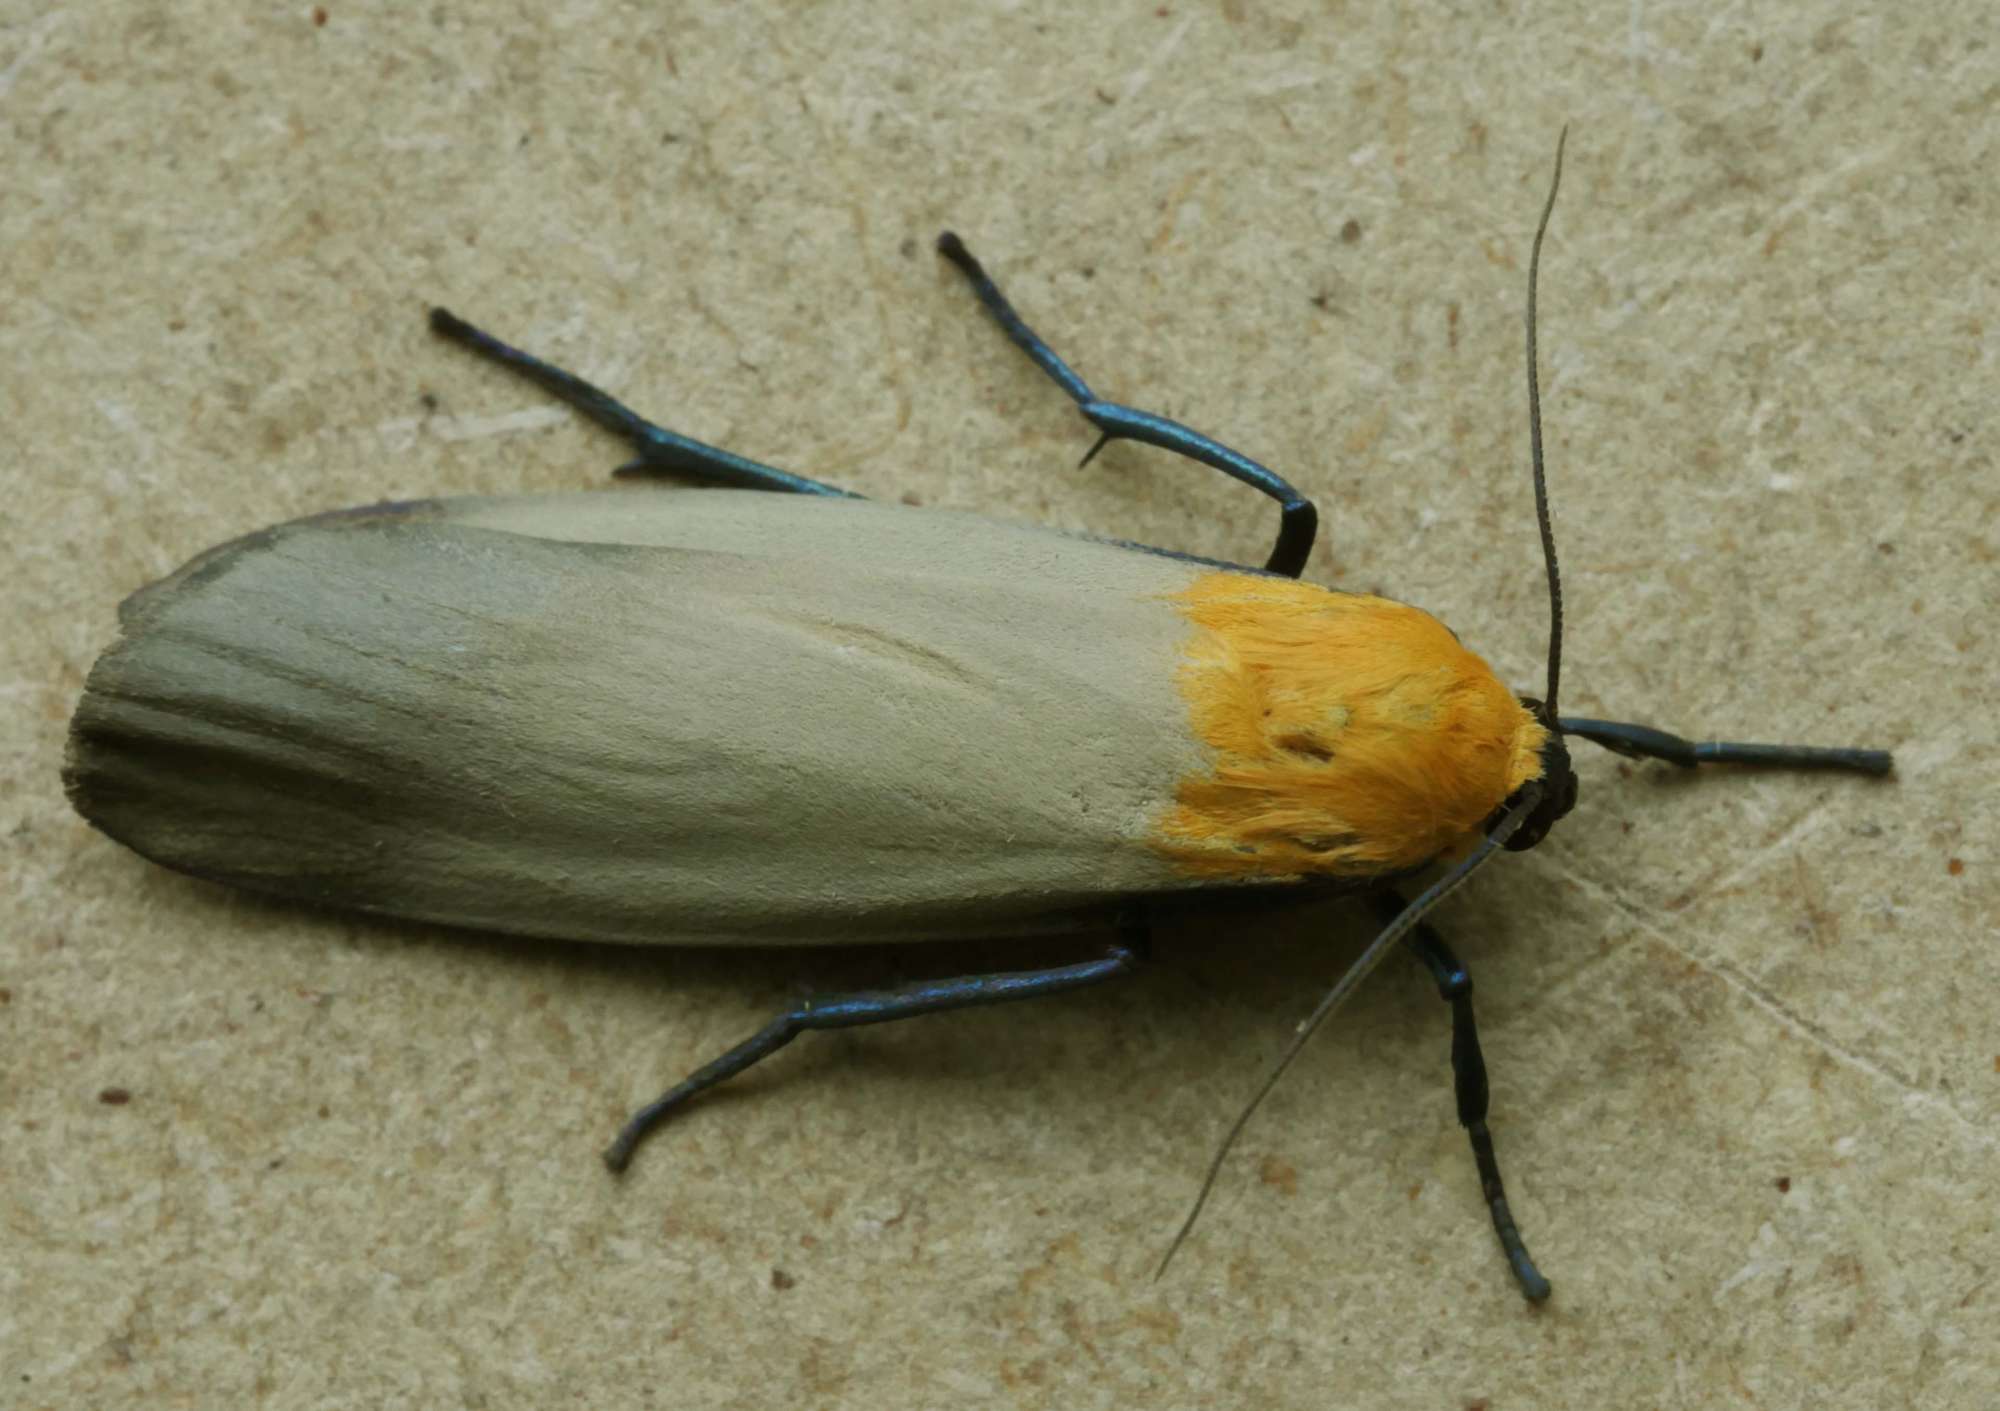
[{"x1": 65, "y1": 136, "x2": 1888, "y2": 1298}]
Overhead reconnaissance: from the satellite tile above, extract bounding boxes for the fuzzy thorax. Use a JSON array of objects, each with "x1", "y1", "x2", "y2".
[{"x1": 1154, "y1": 572, "x2": 1548, "y2": 879}]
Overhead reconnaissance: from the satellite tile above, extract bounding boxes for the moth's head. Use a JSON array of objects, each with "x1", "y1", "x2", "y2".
[{"x1": 1498, "y1": 699, "x2": 1576, "y2": 852}]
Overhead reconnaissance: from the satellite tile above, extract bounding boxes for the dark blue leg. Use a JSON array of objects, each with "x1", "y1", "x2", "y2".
[
  {"x1": 936, "y1": 233, "x2": 1319, "y2": 579},
  {"x1": 1379, "y1": 893, "x2": 1552, "y2": 1303},
  {"x1": 1559, "y1": 717, "x2": 1892, "y2": 775},
  {"x1": 429, "y1": 308, "x2": 859, "y2": 498},
  {"x1": 603, "y1": 930, "x2": 1145, "y2": 1173}
]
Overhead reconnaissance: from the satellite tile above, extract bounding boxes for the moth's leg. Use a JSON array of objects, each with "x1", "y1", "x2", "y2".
[
  {"x1": 1559, "y1": 718, "x2": 1892, "y2": 776},
  {"x1": 604, "y1": 923, "x2": 1146, "y2": 1173},
  {"x1": 428, "y1": 308, "x2": 860, "y2": 498},
  {"x1": 1381, "y1": 892, "x2": 1552, "y2": 1303},
  {"x1": 936, "y1": 233, "x2": 1318, "y2": 579}
]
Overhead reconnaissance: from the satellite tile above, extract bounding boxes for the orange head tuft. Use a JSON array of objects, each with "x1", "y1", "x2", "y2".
[{"x1": 1154, "y1": 572, "x2": 1547, "y2": 880}]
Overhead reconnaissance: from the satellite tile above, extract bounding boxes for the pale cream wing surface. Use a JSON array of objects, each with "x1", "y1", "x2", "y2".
[{"x1": 66, "y1": 492, "x2": 1216, "y2": 943}]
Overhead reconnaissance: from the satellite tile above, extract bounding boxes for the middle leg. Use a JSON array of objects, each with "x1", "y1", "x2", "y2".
[
  {"x1": 937, "y1": 233, "x2": 1319, "y2": 578},
  {"x1": 604, "y1": 921, "x2": 1148, "y2": 1173}
]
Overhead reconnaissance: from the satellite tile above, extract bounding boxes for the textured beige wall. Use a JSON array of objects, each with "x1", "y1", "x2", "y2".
[{"x1": 6, "y1": 3, "x2": 1995, "y2": 1408}]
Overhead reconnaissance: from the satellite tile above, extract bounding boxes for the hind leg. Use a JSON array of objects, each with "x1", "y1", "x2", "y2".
[{"x1": 430, "y1": 307, "x2": 860, "y2": 498}]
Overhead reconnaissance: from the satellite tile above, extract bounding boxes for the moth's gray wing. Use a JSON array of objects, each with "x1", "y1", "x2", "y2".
[{"x1": 66, "y1": 492, "x2": 1220, "y2": 944}]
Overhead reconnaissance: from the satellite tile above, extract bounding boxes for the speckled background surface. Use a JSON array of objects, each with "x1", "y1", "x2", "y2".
[{"x1": 6, "y1": 4, "x2": 1995, "y2": 1407}]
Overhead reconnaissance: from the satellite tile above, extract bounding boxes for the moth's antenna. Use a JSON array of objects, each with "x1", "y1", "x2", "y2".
[
  {"x1": 1155, "y1": 783, "x2": 1545, "y2": 1279},
  {"x1": 1528, "y1": 126, "x2": 1567, "y2": 722}
]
